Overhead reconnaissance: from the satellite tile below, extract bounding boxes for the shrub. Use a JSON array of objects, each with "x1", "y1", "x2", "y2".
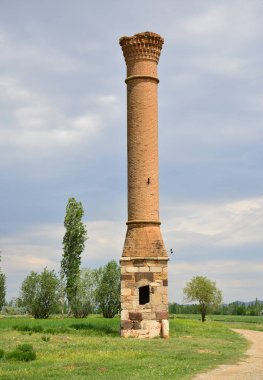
[
  {"x1": 31, "y1": 325, "x2": 44, "y2": 333},
  {"x1": 0, "y1": 349, "x2": 4, "y2": 359},
  {"x1": 17, "y1": 344, "x2": 34, "y2": 352},
  {"x1": 7, "y1": 344, "x2": 36, "y2": 362},
  {"x1": 13, "y1": 324, "x2": 43, "y2": 333},
  {"x1": 41, "y1": 336, "x2": 50, "y2": 342},
  {"x1": 19, "y1": 268, "x2": 59, "y2": 318}
]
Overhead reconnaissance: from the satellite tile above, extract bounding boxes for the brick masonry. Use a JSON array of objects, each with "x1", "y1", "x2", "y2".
[{"x1": 119, "y1": 32, "x2": 169, "y2": 339}]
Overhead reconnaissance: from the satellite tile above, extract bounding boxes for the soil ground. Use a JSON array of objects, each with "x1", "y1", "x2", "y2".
[{"x1": 193, "y1": 329, "x2": 263, "y2": 379}]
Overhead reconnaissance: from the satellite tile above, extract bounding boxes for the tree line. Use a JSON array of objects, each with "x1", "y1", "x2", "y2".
[
  {"x1": 169, "y1": 299, "x2": 263, "y2": 316},
  {"x1": 1, "y1": 197, "x2": 120, "y2": 319},
  {"x1": 1, "y1": 198, "x2": 262, "y2": 321}
]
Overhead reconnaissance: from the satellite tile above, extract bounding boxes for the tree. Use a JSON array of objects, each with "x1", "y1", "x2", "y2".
[
  {"x1": 96, "y1": 260, "x2": 120, "y2": 318},
  {"x1": 0, "y1": 254, "x2": 6, "y2": 310},
  {"x1": 183, "y1": 276, "x2": 222, "y2": 322},
  {"x1": 71, "y1": 268, "x2": 101, "y2": 318},
  {"x1": 20, "y1": 268, "x2": 59, "y2": 318},
  {"x1": 61, "y1": 198, "x2": 87, "y2": 314}
]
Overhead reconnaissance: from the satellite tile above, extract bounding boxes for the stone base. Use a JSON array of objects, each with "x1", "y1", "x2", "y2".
[
  {"x1": 120, "y1": 256, "x2": 169, "y2": 339},
  {"x1": 120, "y1": 222, "x2": 169, "y2": 339},
  {"x1": 121, "y1": 320, "x2": 161, "y2": 339}
]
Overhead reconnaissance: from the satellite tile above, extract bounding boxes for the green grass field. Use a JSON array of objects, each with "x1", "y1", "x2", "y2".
[
  {"x1": 174, "y1": 313, "x2": 263, "y2": 331},
  {"x1": 0, "y1": 314, "x2": 261, "y2": 380}
]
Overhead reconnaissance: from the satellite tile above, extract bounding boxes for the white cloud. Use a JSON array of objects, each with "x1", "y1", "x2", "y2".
[
  {"x1": 167, "y1": 2, "x2": 263, "y2": 78},
  {"x1": 1, "y1": 220, "x2": 125, "y2": 299},
  {"x1": 0, "y1": 76, "x2": 104, "y2": 161},
  {"x1": 192, "y1": 56, "x2": 246, "y2": 76},
  {"x1": 0, "y1": 29, "x2": 81, "y2": 74},
  {"x1": 177, "y1": 2, "x2": 262, "y2": 45},
  {"x1": 168, "y1": 259, "x2": 263, "y2": 303},
  {"x1": 163, "y1": 195, "x2": 263, "y2": 248}
]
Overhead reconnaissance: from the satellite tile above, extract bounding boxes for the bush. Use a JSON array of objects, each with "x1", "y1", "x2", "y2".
[
  {"x1": 13, "y1": 324, "x2": 69, "y2": 335},
  {"x1": 71, "y1": 298, "x2": 91, "y2": 318},
  {"x1": 6, "y1": 344, "x2": 36, "y2": 362},
  {"x1": 17, "y1": 344, "x2": 34, "y2": 352},
  {"x1": 41, "y1": 336, "x2": 50, "y2": 342},
  {"x1": 0, "y1": 349, "x2": 4, "y2": 359},
  {"x1": 20, "y1": 268, "x2": 59, "y2": 318},
  {"x1": 13, "y1": 324, "x2": 44, "y2": 333}
]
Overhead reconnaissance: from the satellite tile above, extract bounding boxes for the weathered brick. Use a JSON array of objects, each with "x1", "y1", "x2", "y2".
[{"x1": 119, "y1": 32, "x2": 169, "y2": 338}]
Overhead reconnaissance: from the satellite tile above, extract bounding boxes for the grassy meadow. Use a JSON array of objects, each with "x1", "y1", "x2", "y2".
[{"x1": 1, "y1": 314, "x2": 262, "y2": 380}]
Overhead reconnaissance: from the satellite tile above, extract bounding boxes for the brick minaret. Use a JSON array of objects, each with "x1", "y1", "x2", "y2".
[{"x1": 119, "y1": 32, "x2": 169, "y2": 338}]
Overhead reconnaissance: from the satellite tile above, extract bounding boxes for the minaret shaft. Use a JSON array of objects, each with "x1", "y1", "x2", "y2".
[{"x1": 127, "y1": 76, "x2": 159, "y2": 221}]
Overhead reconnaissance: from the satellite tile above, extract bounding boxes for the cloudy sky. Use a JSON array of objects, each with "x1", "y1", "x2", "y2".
[{"x1": 0, "y1": 0, "x2": 262, "y2": 303}]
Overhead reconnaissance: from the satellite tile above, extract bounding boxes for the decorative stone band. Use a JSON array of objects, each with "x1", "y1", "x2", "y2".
[
  {"x1": 119, "y1": 31, "x2": 164, "y2": 64},
  {"x1": 126, "y1": 220, "x2": 161, "y2": 226},
  {"x1": 120, "y1": 256, "x2": 169, "y2": 261},
  {"x1": 125, "y1": 75, "x2": 159, "y2": 84}
]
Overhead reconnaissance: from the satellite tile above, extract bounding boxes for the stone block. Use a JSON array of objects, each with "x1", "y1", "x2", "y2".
[
  {"x1": 121, "y1": 274, "x2": 133, "y2": 281},
  {"x1": 133, "y1": 259, "x2": 145, "y2": 267},
  {"x1": 121, "y1": 320, "x2": 133, "y2": 329},
  {"x1": 121, "y1": 288, "x2": 132, "y2": 296},
  {"x1": 151, "y1": 293, "x2": 162, "y2": 305},
  {"x1": 156, "y1": 311, "x2": 169, "y2": 320},
  {"x1": 123, "y1": 302, "x2": 133, "y2": 310},
  {"x1": 133, "y1": 321, "x2": 141, "y2": 330},
  {"x1": 135, "y1": 272, "x2": 153, "y2": 282},
  {"x1": 161, "y1": 319, "x2": 169, "y2": 339},
  {"x1": 138, "y1": 266, "x2": 149, "y2": 272},
  {"x1": 121, "y1": 267, "x2": 127, "y2": 274},
  {"x1": 153, "y1": 272, "x2": 164, "y2": 280},
  {"x1": 156, "y1": 286, "x2": 168, "y2": 295},
  {"x1": 141, "y1": 320, "x2": 161, "y2": 338},
  {"x1": 155, "y1": 304, "x2": 167, "y2": 312},
  {"x1": 126, "y1": 266, "x2": 139, "y2": 273},
  {"x1": 142, "y1": 312, "x2": 156, "y2": 320},
  {"x1": 121, "y1": 309, "x2": 129, "y2": 320},
  {"x1": 163, "y1": 279, "x2": 168, "y2": 286},
  {"x1": 129, "y1": 312, "x2": 142, "y2": 321},
  {"x1": 149, "y1": 267, "x2": 162, "y2": 273},
  {"x1": 121, "y1": 329, "x2": 139, "y2": 338}
]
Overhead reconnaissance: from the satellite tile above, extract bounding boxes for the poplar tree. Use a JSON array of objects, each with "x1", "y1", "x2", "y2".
[
  {"x1": 61, "y1": 198, "x2": 87, "y2": 313},
  {"x1": 0, "y1": 255, "x2": 6, "y2": 310}
]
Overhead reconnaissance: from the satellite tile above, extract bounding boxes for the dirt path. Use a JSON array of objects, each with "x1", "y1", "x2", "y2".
[{"x1": 193, "y1": 329, "x2": 263, "y2": 380}]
